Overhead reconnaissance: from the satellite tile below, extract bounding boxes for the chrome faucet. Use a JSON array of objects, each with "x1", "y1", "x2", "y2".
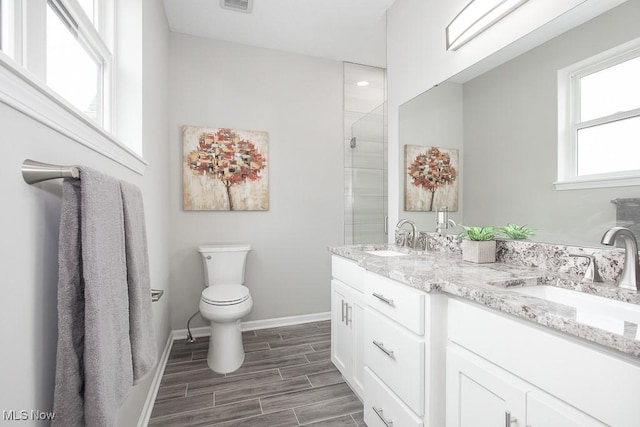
[
  {"x1": 600, "y1": 227, "x2": 640, "y2": 291},
  {"x1": 435, "y1": 207, "x2": 457, "y2": 234},
  {"x1": 396, "y1": 219, "x2": 417, "y2": 249}
]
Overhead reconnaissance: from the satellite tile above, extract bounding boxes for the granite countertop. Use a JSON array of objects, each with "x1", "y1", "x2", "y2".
[{"x1": 330, "y1": 244, "x2": 640, "y2": 359}]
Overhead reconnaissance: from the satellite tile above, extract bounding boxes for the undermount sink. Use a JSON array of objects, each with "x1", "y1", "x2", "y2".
[
  {"x1": 365, "y1": 250, "x2": 408, "y2": 257},
  {"x1": 513, "y1": 285, "x2": 640, "y2": 336}
]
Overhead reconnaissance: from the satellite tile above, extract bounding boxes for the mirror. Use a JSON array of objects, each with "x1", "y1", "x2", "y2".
[{"x1": 399, "y1": 0, "x2": 640, "y2": 247}]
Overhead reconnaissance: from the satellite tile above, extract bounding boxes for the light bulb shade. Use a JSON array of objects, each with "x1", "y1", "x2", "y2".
[{"x1": 446, "y1": 0, "x2": 529, "y2": 51}]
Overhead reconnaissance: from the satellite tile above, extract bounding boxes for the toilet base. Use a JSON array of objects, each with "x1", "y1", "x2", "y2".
[{"x1": 207, "y1": 319, "x2": 245, "y2": 374}]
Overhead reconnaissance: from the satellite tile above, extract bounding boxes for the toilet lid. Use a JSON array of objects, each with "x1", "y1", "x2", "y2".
[{"x1": 202, "y1": 285, "x2": 250, "y2": 306}]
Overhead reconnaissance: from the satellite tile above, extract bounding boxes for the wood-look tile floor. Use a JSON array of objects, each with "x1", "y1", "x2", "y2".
[{"x1": 150, "y1": 321, "x2": 366, "y2": 426}]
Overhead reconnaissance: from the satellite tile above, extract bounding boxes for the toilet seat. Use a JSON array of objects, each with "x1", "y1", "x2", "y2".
[{"x1": 201, "y1": 285, "x2": 250, "y2": 306}]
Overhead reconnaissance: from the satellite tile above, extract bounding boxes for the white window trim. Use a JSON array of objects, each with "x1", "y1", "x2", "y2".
[
  {"x1": 49, "y1": 0, "x2": 113, "y2": 129},
  {"x1": 555, "y1": 36, "x2": 640, "y2": 191},
  {"x1": 2, "y1": 0, "x2": 24, "y2": 65},
  {"x1": 0, "y1": 50, "x2": 147, "y2": 174}
]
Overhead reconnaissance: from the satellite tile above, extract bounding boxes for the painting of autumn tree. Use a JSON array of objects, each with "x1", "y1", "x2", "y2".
[
  {"x1": 183, "y1": 126, "x2": 269, "y2": 211},
  {"x1": 405, "y1": 145, "x2": 458, "y2": 212}
]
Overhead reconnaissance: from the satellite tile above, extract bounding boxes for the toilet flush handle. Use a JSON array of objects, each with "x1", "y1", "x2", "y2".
[{"x1": 206, "y1": 255, "x2": 212, "y2": 259}]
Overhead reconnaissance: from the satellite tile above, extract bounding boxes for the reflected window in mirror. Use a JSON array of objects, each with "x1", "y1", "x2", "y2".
[{"x1": 557, "y1": 38, "x2": 640, "y2": 190}]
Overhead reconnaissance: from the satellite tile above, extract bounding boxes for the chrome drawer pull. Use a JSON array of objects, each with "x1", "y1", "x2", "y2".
[
  {"x1": 372, "y1": 340, "x2": 395, "y2": 358},
  {"x1": 372, "y1": 292, "x2": 394, "y2": 305},
  {"x1": 373, "y1": 406, "x2": 393, "y2": 427},
  {"x1": 341, "y1": 300, "x2": 346, "y2": 323},
  {"x1": 505, "y1": 410, "x2": 517, "y2": 426}
]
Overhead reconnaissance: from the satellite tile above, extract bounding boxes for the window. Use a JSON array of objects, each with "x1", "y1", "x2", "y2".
[
  {"x1": 1, "y1": 0, "x2": 5, "y2": 52},
  {"x1": 0, "y1": 0, "x2": 112, "y2": 128},
  {"x1": 0, "y1": 0, "x2": 17, "y2": 59},
  {"x1": 46, "y1": 0, "x2": 112, "y2": 127},
  {"x1": 557, "y1": 38, "x2": 640, "y2": 189},
  {"x1": 0, "y1": 0, "x2": 146, "y2": 170}
]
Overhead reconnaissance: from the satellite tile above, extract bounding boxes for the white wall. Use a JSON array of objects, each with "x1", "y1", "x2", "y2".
[
  {"x1": 385, "y1": 0, "x2": 629, "y2": 238},
  {"x1": 0, "y1": 0, "x2": 171, "y2": 425},
  {"x1": 168, "y1": 34, "x2": 343, "y2": 329}
]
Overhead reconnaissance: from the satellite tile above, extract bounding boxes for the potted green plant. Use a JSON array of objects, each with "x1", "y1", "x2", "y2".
[
  {"x1": 498, "y1": 223, "x2": 535, "y2": 240},
  {"x1": 458, "y1": 226, "x2": 497, "y2": 263}
]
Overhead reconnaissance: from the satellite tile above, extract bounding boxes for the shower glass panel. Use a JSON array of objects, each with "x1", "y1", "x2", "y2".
[
  {"x1": 343, "y1": 62, "x2": 387, "y2": 245},
  {"x1": 346, "y1": 103, "x2": 388, "y2": 244}
]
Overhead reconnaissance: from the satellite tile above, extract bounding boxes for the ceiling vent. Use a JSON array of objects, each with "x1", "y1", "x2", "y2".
[{"x1": 220, "y1": 0, "x2": 253, "y2": 13}]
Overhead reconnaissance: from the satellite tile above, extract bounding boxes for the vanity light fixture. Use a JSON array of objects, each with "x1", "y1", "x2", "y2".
[
  {"x1": 356, "y1": 80, "x2": 370, "y2": 87},
  {"x1": 446, "y1": 0, "x2": 528, "y2": 51}
]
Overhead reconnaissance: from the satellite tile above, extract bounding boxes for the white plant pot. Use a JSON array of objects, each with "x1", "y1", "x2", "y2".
[{"x1": 461, "y1": 240, "x2": 496, "y2": 263}]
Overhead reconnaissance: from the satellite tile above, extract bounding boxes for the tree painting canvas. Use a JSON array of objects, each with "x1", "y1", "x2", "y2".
[
  {"x1": 405, "y1": 145, "x2": 458, "y2": 212},
  {"x1": 183, "y1": 126, "x2": 269, "y2": 211}
]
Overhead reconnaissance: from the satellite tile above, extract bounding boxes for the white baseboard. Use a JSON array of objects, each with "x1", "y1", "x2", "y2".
[
  {"x1": 172, "y1": 311, "x2": 331, "y2": 340},
  {"x1": 241, "y1": 312, "x2": 330, "y2": 331},
  {"x1": 136, "y1": 332, "x2": 173, "y2": 427},
  {"x1": 139, "y1": 311, "x2": 331, "y2": 425}
]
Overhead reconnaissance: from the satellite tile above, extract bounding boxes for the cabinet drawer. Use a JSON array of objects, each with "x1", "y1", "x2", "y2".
[
  {"x1": 364, "y1": 367, "x2": 423, "y2": 427},
  {"x1": 365, "y1": 308, "x2": 425, "y2": 415},
  {"x1": 365, "y1": 272, "x2": 425, "y2": 335},
  {"x1": 332, "y1": 255, "x2": 364, "y2": 292}
]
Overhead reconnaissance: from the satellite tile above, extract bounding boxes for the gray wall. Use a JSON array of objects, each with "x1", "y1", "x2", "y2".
[
  {"x1": 463, "y1": 0, "x2": 640, "y2": 246},
  {"x1": 0, "y1": 1, "x2": 171, "y2": 425},
  {"x1": 168, "y1": 34, "x2": 344, "y2": 329},
  {"x1": 399, "y1": 82, "x2": 464, "y2": 233}
]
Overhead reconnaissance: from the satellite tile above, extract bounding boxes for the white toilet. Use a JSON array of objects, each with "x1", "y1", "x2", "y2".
[{"x1": 198, "y1": 244, "x2": 253, "y2": 374}]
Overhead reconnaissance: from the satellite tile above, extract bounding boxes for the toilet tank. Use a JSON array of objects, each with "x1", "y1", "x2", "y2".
[{"x1": 198, "y1": 244, "x2": 251, "y2": 286}]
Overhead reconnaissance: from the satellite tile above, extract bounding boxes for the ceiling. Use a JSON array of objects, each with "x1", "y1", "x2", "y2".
[{"x1": 162, "y1": 0, "x2": 395, "y2": 68}]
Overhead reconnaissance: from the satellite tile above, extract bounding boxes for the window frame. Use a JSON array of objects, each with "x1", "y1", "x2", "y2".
[
  {"x1": 47, "y1": 0, "x2": 113, "y2": 129},
  {"x1": 556, "y1": 37, "x2": 640, "y2": 190},
  {"x1": 0, "y1": 0, "x2": 146, "y2": 173},
  {"x1": 0, "y1": 0, "x2": 22, "y2": 62}
]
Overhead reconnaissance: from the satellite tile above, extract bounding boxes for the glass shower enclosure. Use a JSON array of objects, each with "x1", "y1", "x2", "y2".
[{"x1": 344, "y1": 102, "x2": 388, "y2": 244}]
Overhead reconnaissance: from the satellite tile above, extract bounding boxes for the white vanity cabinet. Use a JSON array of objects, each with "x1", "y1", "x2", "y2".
[
  {"x1": 362, "y1": 271, "x2": 446, "y2": 427},
  {"x1": 330, "y1": 256, "x2": 365, "y2": 399},
  {"x1": 446, "y1": 298, "x2": 640, "y2": 427},
  {"x1": 447, "y1": 345, "x2": 606, "y2": 427}
]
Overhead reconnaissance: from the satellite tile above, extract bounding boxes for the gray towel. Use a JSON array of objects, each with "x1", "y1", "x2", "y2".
[
  {"x1": 120, "y1": 181, "x2": 157, "y2": 382},
  {"x1": 52, "y1": 179, "x2": 85, "y2": 425},
  {"x1": 53, "y1": 167, "x2": 133, "y2": 427}
]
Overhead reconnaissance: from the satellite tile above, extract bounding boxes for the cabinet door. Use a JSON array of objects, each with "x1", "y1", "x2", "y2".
[
  {"x1": 526, "y1": 390, "x2": 607, "y2": 427},
  {"x1": 331, "y1": 279, "x2": 351, "y2": 376},
  {"x1": 446, "y1": 345, "x2": 528, "y2": 427},
  {"x1": 350, "y1": 295, "x2": 365, "y2": 399}
]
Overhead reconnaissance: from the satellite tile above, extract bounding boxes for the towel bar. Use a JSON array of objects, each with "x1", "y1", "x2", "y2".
[
  {"x1": 23, "y1": 159, "x2": 164, "y2": 304},
  {"x1": 22, "y1": 159, "x2": 80, "y2": 184}
]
